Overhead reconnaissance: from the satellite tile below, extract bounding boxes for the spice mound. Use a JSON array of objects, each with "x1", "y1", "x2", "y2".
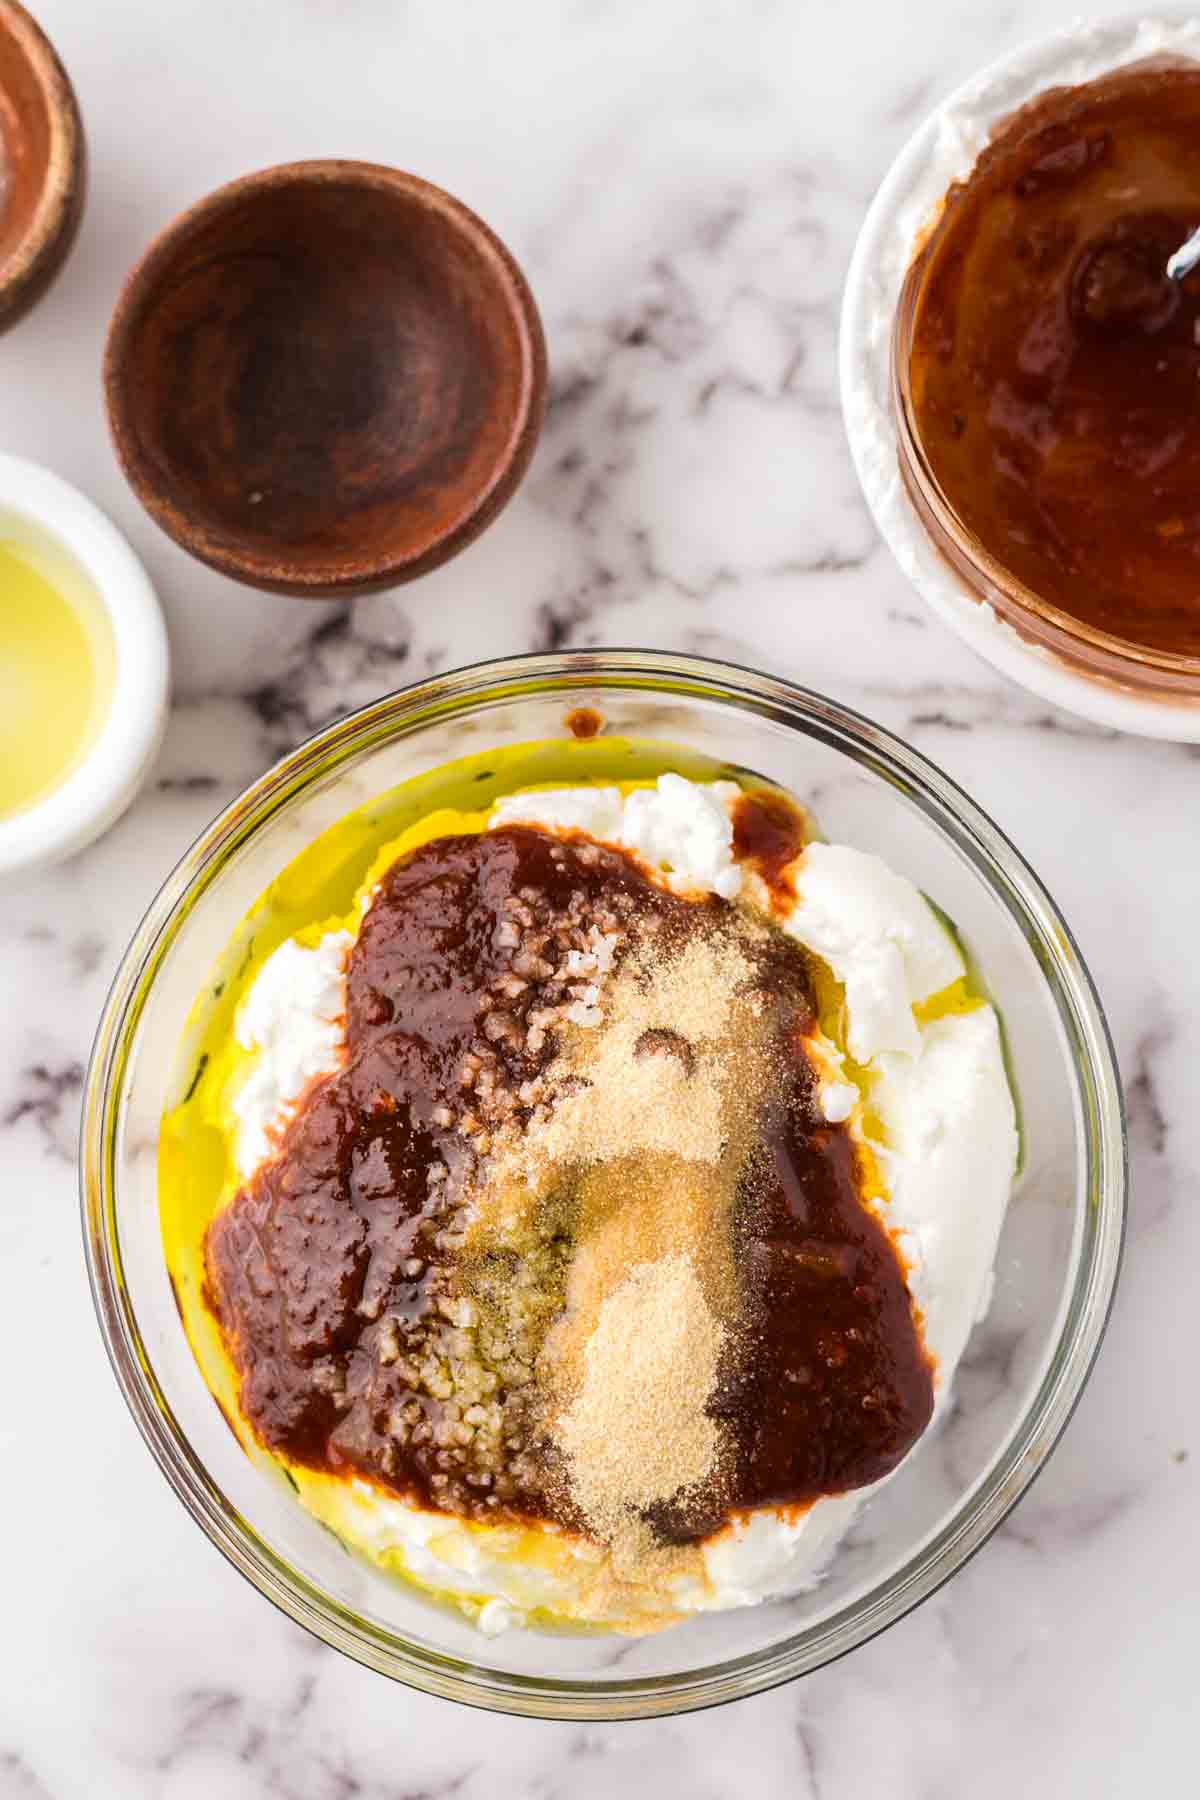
[{"x1": 175, "y1": 769, "x2": 1018, "y2": 1635}]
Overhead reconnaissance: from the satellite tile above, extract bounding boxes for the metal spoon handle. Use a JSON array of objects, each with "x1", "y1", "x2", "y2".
[{"x1": 1166, "y1": 225, "x2": 1200, "y2": 282}]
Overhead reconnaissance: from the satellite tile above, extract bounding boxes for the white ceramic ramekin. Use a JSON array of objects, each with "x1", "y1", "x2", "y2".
[
  {"x1": 0, "y1": 453, "x2": 168, "y2": 876},
  {"x1": 839, "y1": 14, "x2": 1200, "y2": 741}
]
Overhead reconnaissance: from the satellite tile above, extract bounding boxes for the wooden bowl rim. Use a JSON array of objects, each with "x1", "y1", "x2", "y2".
[
  {"x1": 0, "y1": 0, "x2": 84, "y2": 322},
  {"x1": 103, "y1": 159, "x2": 548, "y2": 596}
]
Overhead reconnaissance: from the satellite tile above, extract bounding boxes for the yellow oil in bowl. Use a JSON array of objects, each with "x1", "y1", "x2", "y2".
[{"x1": 0, "y1": 534, "x2": 116, "y2": 819}]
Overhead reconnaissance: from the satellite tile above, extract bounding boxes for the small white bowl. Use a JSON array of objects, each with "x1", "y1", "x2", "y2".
[
  {"x1": 839, "y1": 14, "x2": 1200, "y2": 742},
  {"x1": 0, "y1": 453, "x2": 168, "y2": 877}
]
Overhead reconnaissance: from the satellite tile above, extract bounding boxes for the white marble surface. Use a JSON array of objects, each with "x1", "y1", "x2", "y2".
[{"x1": 0, "y1": 1, "x2": 1195, "y2": 1793}]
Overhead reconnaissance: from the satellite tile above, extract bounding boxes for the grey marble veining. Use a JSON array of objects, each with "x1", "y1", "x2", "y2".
[{"x1": 0, "y1": 1, "x2": 1196, "y2": 1795}]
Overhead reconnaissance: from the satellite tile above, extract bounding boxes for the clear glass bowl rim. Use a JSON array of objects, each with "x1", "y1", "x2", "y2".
[{"x1": 80, "y1": 648, "x2": 1126, "y2": 1720}]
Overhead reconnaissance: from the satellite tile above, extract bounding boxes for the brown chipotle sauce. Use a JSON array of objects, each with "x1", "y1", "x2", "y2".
[
  {"x1": 905, "y1": 63, "x2": 1200, "y2": 658},
  {"x1": 731, "y1": 786, "x2": 809, "y2": 910},
  {"x1": 206, "y1": 815, "x2": 933, "y2": 1544}
]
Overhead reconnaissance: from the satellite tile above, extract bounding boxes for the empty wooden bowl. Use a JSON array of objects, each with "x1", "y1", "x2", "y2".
[
  {"x1": 104, "y1": 162, "x2": 547, "y2": 596},
  {"x1": 0, "y1": 1, "x2": 85, "y2": 331}
]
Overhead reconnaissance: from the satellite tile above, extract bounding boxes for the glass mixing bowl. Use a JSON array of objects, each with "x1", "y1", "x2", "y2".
[{"x1": 81, "y1": 651, "x2": 1125, "y2": 1719}]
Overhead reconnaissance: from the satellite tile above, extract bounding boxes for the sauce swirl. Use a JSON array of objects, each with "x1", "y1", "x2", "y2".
[{"x1": 905, "y1": 63, "x2": 1200, "y2": 658}]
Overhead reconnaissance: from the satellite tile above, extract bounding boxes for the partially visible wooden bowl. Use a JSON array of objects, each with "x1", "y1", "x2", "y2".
[
  {"x1": 0, "y1": 1, "x2": 85, "y2": 331},
  {"x1": 104, "y1": 162, "x2": 547, "y2": 597}
]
